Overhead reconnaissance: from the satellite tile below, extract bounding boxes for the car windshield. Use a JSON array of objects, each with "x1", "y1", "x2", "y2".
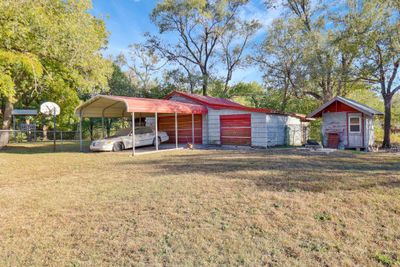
[
  {"x1": 107, "y1": 127, "x2": 153, "y2": 138},
  {"x1": 109, "y1": 128, "x2": 131, "y2": 138}
]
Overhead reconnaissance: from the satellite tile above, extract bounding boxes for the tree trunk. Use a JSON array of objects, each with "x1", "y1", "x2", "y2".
[
  {"x1": 106, "y1": 118, "x2": 112, "y2": 137},
  {"x1": 89, "y1": 118, "x2": 94, "y2": 141},
  {"x1": 202, "y1": 74, "x2": 208, "y2": 96},
  {"x1": 43, "y1": 125, "x2": 48, "y2": 141},
  {"x1": 382, "y1": 95, "x2": 392, "y2": 148},
  {"x1": 0, "y1": 100, "x2": 13, "y2": 149}
]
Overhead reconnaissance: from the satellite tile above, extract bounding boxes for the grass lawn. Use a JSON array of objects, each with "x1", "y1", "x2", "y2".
[{"x1": 0, "y1": 143, "x2": 399, "y2": 266}]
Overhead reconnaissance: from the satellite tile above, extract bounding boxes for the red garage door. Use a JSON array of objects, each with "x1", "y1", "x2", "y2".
[
  {"x1": 220, "y1": 114, "x2": 251, "y2": 145},
  {"x1": 158, "y1": 114, "x2": 202, "y2": 144}
]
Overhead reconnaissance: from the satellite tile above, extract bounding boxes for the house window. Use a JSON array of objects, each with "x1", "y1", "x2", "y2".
[{"x1": 349, "y1": 116, "x2": 361, "y2": 133}]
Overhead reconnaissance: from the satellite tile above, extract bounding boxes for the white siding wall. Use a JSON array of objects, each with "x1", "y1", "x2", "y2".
[
  {"x1": 252, "y1": 112, "x2": 268, "y2": 147},
  {"x1": 266, "y1": 115, "x2": 287, "y2": 146},
  {"x1": 287, "y1": 116, "x2": 303, "y2": 146},
  {"x1": 365, "y1": 116, "x2": 374, "y2": 147},
  {"x1": 168, "y1": 94, "x2": 304, "y2": 147},
  {"x1": 321, "y1": 112, "x2": 347, "y2": 147}
]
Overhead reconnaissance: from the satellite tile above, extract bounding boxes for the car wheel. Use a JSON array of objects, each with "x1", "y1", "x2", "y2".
[
  {"x1": 112, "y1": 142, "x2": 124, "y2": 152},
  {"x1": 153, "y1": 137, "x2": 162, "y2": 146}
]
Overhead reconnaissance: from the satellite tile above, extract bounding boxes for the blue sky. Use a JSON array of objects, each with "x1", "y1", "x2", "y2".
[{"x1": 90, "y1": 0, "x2": 281, "y2": 84}]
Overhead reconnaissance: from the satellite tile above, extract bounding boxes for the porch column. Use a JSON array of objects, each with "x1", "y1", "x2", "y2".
[
  {"x1": 132, "y1": 112, "x2": 135, "y2": 156},
  {"x1": 191, "y1": 112, "x2": 195, "y2": 145},
  {"x1": 155, "y1": 112, "x2": 158, "y2": 151},
  {"x1": 79, "y1": 113, "x2": 83, "y2": 152},
  {"x1": 175, "y1": 112, "x2": 178, "y2": 149}
]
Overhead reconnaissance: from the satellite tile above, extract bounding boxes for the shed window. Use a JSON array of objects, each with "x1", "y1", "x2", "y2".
[{"x1": 349, "y1": 116, "x2": 361, "y2": 133}]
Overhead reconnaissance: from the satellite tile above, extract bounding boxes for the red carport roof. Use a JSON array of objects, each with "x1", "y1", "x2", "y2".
[
  {"x1": 75, "y1": 95, "x2": 208, "y2": 118},
  {"x1": 164, "y1": 91, "x2": 284, "y2": 114}
]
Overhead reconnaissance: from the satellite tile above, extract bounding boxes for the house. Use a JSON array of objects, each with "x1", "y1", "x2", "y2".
[
  {"x1": 308, "y1": 96, "x2": 383, "y2": 150},
  {"x1": 161, "y1": 91, "x2": 311, "y2": 147}
]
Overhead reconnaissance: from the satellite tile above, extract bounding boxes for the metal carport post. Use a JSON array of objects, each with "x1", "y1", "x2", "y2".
[
  {"x1": 131, "y1": 112, "x2": 135, "y2": 156},
  {"x1": 175, "y1": 112, "x2": 178, "y2": 149},
  {"x1": 191, "y1": 112, "x2": 195, "y2": 146},
  {"x1": 154, "y1": 112, "x2": 158, "y2": 151}
]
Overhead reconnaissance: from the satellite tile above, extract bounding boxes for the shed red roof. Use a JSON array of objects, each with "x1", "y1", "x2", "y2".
[
  {"x1": 164, "y1": 91, "x2": 282, "y2": 114},
  {"x1": 308, "y1": 96, "x2": 383, "y2": 118}
]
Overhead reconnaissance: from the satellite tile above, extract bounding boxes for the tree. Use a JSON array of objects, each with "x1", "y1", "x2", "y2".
[
  {"x1": 147, "y1": 0, "x2": 250, "y2": 96},
  {"x1": 108, "y1": 63, "x2": 136, "y2": 97},
  {"x1": 253, "y1": 18, "x2": 306, "y2": 111},
  {"x1": 260, "y1": 0, "x2": 361, "y2": 103},
  {"x1": 119, "y1": 44, "x2": 164, "y2": 96},
  {"x1": 346, "y1": 0, "x2": 400, "y2": 148},
  {"x1": 163, "y1": 68, "x2": 201, "y2": 93},
  {"x1": 0, "y1": 0, "x2": 112, "y2": 147},
  {"x1": 220, "y1": 20, "x2": 260, "y2": 93}
]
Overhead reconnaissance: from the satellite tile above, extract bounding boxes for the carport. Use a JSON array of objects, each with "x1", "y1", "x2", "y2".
[{"x1": 75, "y1": 95, "x2": 208, "y2": 155}]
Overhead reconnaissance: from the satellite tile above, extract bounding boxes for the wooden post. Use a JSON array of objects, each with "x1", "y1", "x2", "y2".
[
  {"x1": 132, "y1": 112, "x2": 135, "y2": 156},
  {"x1": 191, "y1": 112, "x2": 195, "y2": 145},
  {"x1": 175, "y1": 112, "x2": 178, "y2": 149},
  {"x1": 155, "y1": 112, "x2": 158, "y2": 151},
  {"x1": 79, "y1": 114, "x2": 83, "y2": 152}
]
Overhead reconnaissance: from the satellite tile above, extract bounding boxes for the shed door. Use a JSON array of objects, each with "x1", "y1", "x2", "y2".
[
  {"x1": 158, "y1": 114, "x2": 202, "y2": 144},
  {"x1": 220, "y1": 114, "x2": 251, "y2": 145},
  {"x1": 348, "y1": 114, "x2": 363, "y2": 147}
]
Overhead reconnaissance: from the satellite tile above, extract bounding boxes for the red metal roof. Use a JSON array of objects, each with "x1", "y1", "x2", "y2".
[
  {"x1": 75, "y1": 95, "x2": 208, "y2": 117},
  {"x1": 108, "y1": 95, "x2": 208, "y2": 114},
  {"x1": 308, "y1": 96, "x2": 384, "y2": 118},
  {"x1": 164, "y1": 91, "x2": 283, "y2": 114}
]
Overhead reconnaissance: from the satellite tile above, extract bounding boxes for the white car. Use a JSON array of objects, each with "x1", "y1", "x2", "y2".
[{"x1": 90, "y1": 127, "x2": 169, "y2": 152}]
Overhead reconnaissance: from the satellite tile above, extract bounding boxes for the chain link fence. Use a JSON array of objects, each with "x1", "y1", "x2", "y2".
[
  {"x1": 0, "y1": 129, "x2": 80, "y2": 143},
  {"x1": 265, "y1": 124, "x2": 310, "y2": 147}
]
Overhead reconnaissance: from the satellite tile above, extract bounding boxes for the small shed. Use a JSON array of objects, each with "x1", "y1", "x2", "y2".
[{"x1": 308, "y1": 96, "x2": 383, "y2": 149}]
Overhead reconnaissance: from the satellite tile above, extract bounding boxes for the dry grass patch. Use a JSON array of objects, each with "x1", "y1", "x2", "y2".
[{"x1": 0, "y1": 143, "x2": 399, "y2": 266}]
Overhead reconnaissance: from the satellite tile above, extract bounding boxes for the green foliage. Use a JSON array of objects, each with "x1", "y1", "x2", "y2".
[
  {"x1": 314, "y1": 211, "x2": 331, "y2": 222},
  {"x1": 0, "y1": 0, "x2": 113, "y2": 132},
  {"x1": 374, "y1": 252, "x2": 400, "y2": 266},
  {"x1": 108, "y1": 63, "x2": 136, "y2": 97},
  {"x1": 0, "y1": 50, "x2": 43, "y2": 101},
  {"x1": 149, "y1": 0, "x2": 252, "y2": 95}
]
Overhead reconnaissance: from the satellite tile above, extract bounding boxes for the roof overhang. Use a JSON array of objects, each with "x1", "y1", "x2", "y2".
[
  {"x1": 75, "y1": 95, "x2": 208, "y2": 118},
  {"x1": 307, "y1": 96, "x2": 384, "y2": 118}
]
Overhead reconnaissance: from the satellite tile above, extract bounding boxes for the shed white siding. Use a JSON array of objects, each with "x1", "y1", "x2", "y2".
[
  {"x1": 266, "y1": 115, "x2": 287, "y2": 146},
  {"x1": 321, "y1": 112, "x2": 347, "y2": 147},
  {"x1": 287, "y1": 116, "x2": 303, "y2": 146},
  {"x1": 365, "y1": 116, "x2": 374, "y2": 147},
  {"x1": 321, "y1": 112, "x2": 375, "y2": 148}
]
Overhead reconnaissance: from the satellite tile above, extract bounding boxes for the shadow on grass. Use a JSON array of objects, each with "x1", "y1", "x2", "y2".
[
  {"x1": 0, "y1": 142, "x2": 90, "y2": 154},
  {"x1": 120, "y1": 149, "x2": 400, "y2": 192}
]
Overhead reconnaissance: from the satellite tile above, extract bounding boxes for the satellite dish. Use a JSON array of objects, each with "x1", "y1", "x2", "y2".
[{"x1": 40, "y1": 102, "x2": 60, "y2": 116}]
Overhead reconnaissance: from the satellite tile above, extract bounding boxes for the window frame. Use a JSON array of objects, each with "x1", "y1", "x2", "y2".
[{"x1": 348, "y1": 115, "x2": 361, "y2": 133}]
